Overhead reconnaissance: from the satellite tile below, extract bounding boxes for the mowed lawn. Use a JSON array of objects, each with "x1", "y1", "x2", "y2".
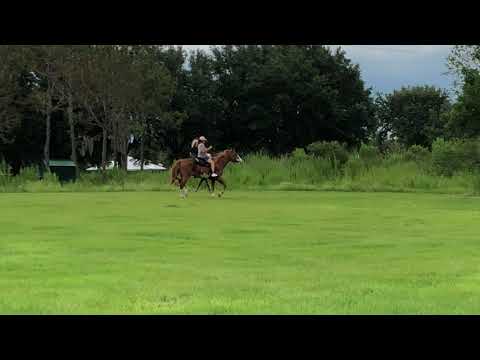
[{"x1": 2, "y1": 190, "x2": 480, "y2": 314}]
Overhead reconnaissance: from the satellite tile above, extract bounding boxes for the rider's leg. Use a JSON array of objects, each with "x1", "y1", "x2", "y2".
[{"x1": 208, "y1": 159, "x2": 217, "y2": 176}]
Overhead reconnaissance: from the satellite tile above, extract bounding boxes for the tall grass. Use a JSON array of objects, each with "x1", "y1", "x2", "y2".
[
  {"x1": 223, "y1": 151, "x2": 480, "y2": 195},
  {"x1": 2, "y1": 141, "x2": 480, "y2": 195}
]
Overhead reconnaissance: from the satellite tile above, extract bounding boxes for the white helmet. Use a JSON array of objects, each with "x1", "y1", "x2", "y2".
[{"x1": 199, "y1": 136, "x2": 207, "y2": 142}]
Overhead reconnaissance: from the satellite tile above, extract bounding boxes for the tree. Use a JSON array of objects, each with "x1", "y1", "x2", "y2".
[
  {"x1": 446, "y1": 69, "x2": 480, "y2": 138},
  {"x1": 77, "y1": 45, "x2": 124, "y2": 171},
  {"x1": 208, "y1": 45, "x2": 374, "y2": 154},
  {"x1": 26, "y1": 45, "x2": 71, "y2": 166},
  {"x1": 182, "y1": 49, "x2": 224, "y2": 149},
  {"x1": 52, "y1": 45, "x2": 90, "y2": 177},
  {"x1": 0, "y1": 46, "x2": 47, "y2": 173},
  {"x1": 128, "y1": 45, "x2": 177, "y2": 170},
  {"x1": 0, "y1": 46, "x2": 24, "y2": 146},
  {"x1": 446, "y1": 45, "x2": 480, "y2": 139},
  {"x1": 374, "y1": 86, "x2": 451, "y2": 148},
  {"x1": 447, "y1": 45, "x2": 480, "y2": 85},
  {"x1": 154, "y1": 46, "x2": 189, "y2": 159}
]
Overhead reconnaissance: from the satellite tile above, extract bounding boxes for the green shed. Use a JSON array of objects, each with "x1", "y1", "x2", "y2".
[{"x1": 45, "y1": 160, "x2": 77, "y2": 183}]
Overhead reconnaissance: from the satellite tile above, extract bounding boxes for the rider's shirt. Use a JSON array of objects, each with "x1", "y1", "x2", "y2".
[{"x1": 198, "y1": 143, "x2": 209, "y2": 159}]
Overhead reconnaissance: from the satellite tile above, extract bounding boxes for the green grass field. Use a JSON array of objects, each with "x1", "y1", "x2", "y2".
[{"x1": 2, "y1": 190, "x2": 480, "y2": 314}]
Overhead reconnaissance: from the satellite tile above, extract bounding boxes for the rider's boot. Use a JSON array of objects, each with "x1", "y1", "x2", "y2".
[{"x1": 211, "y1": 164, "x2": 218, "y2": 177}]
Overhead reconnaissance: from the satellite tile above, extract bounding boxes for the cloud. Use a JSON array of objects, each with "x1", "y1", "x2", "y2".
[
  {"x1": 178, "y1": 45, "x2": 456, "y2": 94},
  {"x1": 328, "y1": 45, "x2": 455, "y2": 93},
  {"x1": 336, "y1": 45, "x2": 453, "y2": 57}
]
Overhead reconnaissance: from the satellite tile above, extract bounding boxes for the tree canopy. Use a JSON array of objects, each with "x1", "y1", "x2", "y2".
[{"x1": 2, "y1": 44, "x2": 477, "y2": 172}]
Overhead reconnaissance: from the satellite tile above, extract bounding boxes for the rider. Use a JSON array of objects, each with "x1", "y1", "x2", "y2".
[
  {"x1": 197, "y1": 136, "x2": 218, "y2": 177},
  {"x1": 191, "y1": 137, "x2": 199, "y2": 158}
]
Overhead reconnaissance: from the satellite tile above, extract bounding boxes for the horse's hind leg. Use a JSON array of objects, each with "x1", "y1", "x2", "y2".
[
  {"x1": 179, "y1": 185, "x2": 187, "y2": 198},
  {"x1": 179, "y1": 174, "x2": 190, "y2": 198},
  {"x1": 195, "y1": 178, "x2": 208, "y2": 192},
  {"x1": 194, "y1": 178, "x2": 202, "y2": 192}
]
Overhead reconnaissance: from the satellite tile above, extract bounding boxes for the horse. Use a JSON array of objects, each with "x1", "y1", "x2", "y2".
[{"x1": 170, "y1": 149, "x2": 243, "y2": 198}]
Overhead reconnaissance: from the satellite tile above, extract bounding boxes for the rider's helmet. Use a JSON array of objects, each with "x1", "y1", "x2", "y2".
[{"x1": 199, "y1": 136, "x2": 207, "y2": 142}]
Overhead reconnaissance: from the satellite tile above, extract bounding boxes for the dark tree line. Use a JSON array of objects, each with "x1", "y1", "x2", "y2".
[{"x1": 1, "y1": 44, "x2": 479, "y2": 174}]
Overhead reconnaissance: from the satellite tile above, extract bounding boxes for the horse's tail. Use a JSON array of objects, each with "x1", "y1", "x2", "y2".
[{"x1": 170, "y1": 160, "x2": 180, "y2": 185}]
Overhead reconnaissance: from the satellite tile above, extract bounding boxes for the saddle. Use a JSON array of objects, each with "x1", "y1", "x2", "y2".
[
  {"x1": 191, "y1": 154, "x2": 209, "y2": 167},
  {"x1": 190, "y1": 148, "x2": 212, "y2": 177}
]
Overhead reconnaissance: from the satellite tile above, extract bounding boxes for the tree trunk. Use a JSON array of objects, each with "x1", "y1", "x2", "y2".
[
  {"x1": 44, "y1": 112, "x2": 51, "y2": 166},
  {"x1": 140, "y1": 133, "x2": 145, "y2": 171},
  {"x1": 43, "y1": 94, "x2": 52, "y2": 168},
  {"x1": 102, "y1": 127, "x2": 107, "y2": 171},
  {"x1": 67, "y1": 92, "x2": 79, "y2": 178},
  {"x1": 123, "y1": 139, "x2": 128, "y2": 171}
]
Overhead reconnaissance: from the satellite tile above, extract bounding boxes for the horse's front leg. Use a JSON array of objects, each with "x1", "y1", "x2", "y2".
[
  {"x1": 205, "y1": 178, "x2": 212, "y2": 193},
  {"x1": 202, "y1": 176, "x2": 213, "y2": 193},
  {"x1": 216, "y1": 177, "x2": 226, "y2": 197},
  {"x1": 195, "y1": 178, "x2": 204, "y2": 192},
  {"x1": 210, "y1": 178, "x2": 216, "y2": 197}
]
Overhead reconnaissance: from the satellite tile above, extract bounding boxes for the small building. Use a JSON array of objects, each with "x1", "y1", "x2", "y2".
[
  {"x1": 85, "y1": 156, "x2": 166, "y2": 172},
  {"x1": 45, "y1": 160, "x2": 77, "y2": 183}
]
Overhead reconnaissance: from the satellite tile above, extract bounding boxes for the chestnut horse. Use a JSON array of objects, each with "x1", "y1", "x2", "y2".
[{"x1": 170, "y1": 149, "x2": 243, "y2": 198}]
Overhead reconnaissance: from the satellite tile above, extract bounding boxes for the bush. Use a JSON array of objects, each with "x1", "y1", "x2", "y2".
[
  {"x1": 291, "y1": 148, "x2": 309, "y2": 160},
  {"x1": 0, "y1": 158, "x2": 11, "y2": 176},
  {"x1": 383, "y1": 150, "x2": 407, "y2": 166},
  {"x1": 432, "y1": 138, "x2": 480, "y2": 176},
  {"x1": 382, "y1": 141, "x2": 405, "y2": 156},
  {"x1": 2, "y1": 145, "x2": 480, "y2": 196},
  {"x1": 18, "y1": 166, "x2": 40, "y2": 182},
  {"x1": 306, "y1": 141, "x2": 349, "y2": 166},
  {"x1": 42, "y1": 171, "x2": 60, "y2": 184},
  {"x1": 359, "y1": 143, "x2": 381, "y2": 168},
  {"x1": 0, "y1": 158, "x2": 12, "y2": 188},
  {"x1": 344, "y1": 156, "x2": 365, "y2": 179},
  {"x1": 405, "y1": 145, "x2": 431, "y2": 163},
  {"x1": 472, "y1": 174, "x2": 480, "y2": 195}
]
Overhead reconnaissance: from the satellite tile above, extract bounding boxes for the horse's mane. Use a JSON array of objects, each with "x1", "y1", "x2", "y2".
[{"x1": 212, "y1": 149, "x2": 233, "y2": 160}]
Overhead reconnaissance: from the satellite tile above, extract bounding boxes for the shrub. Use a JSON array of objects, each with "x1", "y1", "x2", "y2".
[
  {"x1": 384, "y1": 151, "x2": 406, "y2": 166},
  {"x1": 0, "y1": 158, "x2": 11, "y2": 176},
  {"x1": 472, "y1": 174, "x2": 480, "y2": 195},
  {"x1": 291, "y1": 148, "x2": 309, "y2": 160},
  {"x1": 0, "y1": 158, "x2": 12, "y2": 188},
  {"x1": 18, "y1": 166, "x2": 40, "y2": 182},
  {"x1": 359, "y1": 143, "x2": 381, "y2": 168},
  {"x1": 306, "y1": 141, "x2": 349, "y2": 166},
  {"x1": 2, "y1": 145, "x2": 480, "y2": 196},
  {"x1": 432, "y1": 138, "x2": 479, "y2": 176},
  {"x1": 42, "y1": 171, "x2": 60, "y2": 184},
  {"x1": 405, "y1": 145, "x2": 431, "y2": 163},
  {"x1": 344, "y1": 156, "x2": 365, "y2": 179},
  {"x1": 382, "y1": 141, "x2": 405, "y2": 155}
]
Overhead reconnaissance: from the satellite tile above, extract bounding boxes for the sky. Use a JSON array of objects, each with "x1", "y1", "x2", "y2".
[{"x1": 182, "y1": 45, "x2": 456, "y2": 95}]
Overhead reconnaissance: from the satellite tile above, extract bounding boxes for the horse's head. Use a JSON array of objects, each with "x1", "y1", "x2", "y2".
[{"x1": 224, "y1": 149, "x2": 243, "y2": 163}]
